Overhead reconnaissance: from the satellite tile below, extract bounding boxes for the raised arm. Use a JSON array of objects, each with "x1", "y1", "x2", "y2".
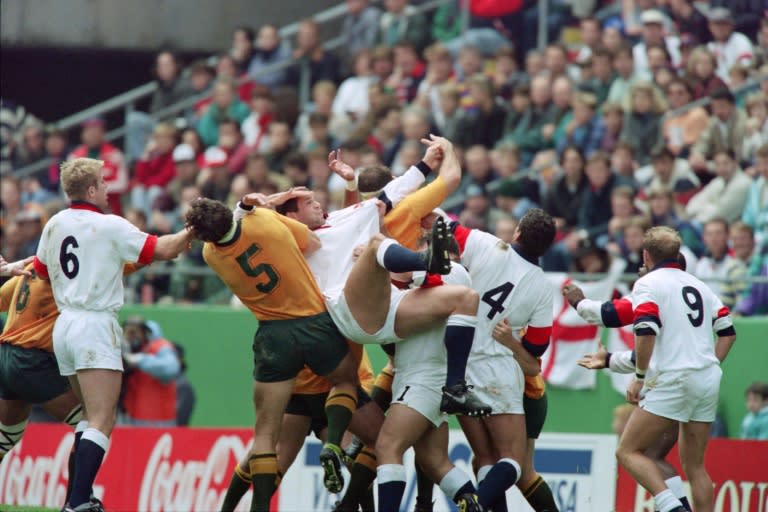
[{"x1": 153, "y1": 228, "x2": 194, "y2": 261}]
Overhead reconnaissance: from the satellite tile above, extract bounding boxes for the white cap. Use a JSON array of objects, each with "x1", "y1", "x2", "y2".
[
  {"x1": 641, "y1": 9, "x2": 666, "y2": 25},
  {"x1": 203, "y1": 146, "x2": 228, "y2": 167},
  {"x1": 172, "y1": 143, "x2": 196, "y2": 162}
]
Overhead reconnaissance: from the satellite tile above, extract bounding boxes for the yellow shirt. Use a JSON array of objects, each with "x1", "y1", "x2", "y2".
[
  {"x1": 0, "y1": 265, "x2": 58, "y2": 351},
  {"x1": 383, "y1": 175, "x2": 449, "y2": 250},
  {"x1": 202, "y1": 208, "x2": 326, "y2": 321}
]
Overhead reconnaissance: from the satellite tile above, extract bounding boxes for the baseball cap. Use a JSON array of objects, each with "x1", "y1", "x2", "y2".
[
  {"x1": 203, "y1": 146, "x2": 228, "y2": 168},
  {"x1": 707, "y1": 7, "x2": 733, "y2": 23},
  {"x1": 173, "y1": 143, "x2": 196, "y2": 162},
  {"x1": 640, "y1": 9, "x2": 666, "y2": 25}
]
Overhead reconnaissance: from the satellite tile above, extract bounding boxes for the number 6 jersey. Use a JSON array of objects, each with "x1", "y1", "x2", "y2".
[
  {"x1": 453, "y1": 224, "x2": 554, "y2": 358},
  {"x1": 34, "y1": 201, "x2": 156, "y2": 313}
]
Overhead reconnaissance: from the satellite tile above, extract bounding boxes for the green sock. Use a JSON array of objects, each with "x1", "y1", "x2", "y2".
[
  {"x1": 249, "y1": 453, "x2": 278, "y2": 512},
  {"x1": 221, "y1": 465, "x2": 250, "y2": 512},
  {"x1": 339, "y1": 448, "x2": 377, "y2": 509},
  {"x1": 415, "y1": 463, "x2": 434, "y2": 510},
  {"x1": 325, "y1": 391, "x2": 357, "y2": 446},
  {"x1": 523, "y1": 474, "x2": 559, "y2": 512}
]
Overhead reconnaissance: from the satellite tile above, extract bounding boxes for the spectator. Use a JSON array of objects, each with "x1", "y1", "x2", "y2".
[
  {"x1": 12, "y1": 123, "x2": 46, "y2": 169},
  {"x1": 740, "y1": 382, "x2": 768, "y2": 440},
  {"x1": 454, "y1": 145, "x2": 496, "y2": 200},
  {"x1": 605, "y1": 186, "x2": 641, "y2": 245},
  {"x1": 415, "y1": 43, "x2": 456, "y2": 121},
  {"x1": 555, "y1": 91, "x2": 605, "y2": 158},
  {"x1": 503, "y1": 74, "x2": 556, "y2": 165},
  {"x1": 643, "y1": 147, "x2": 700, "y2": 205},
  {"x1": 663, "y1": 78, "x2": 709, "y2": 158},
  {"x1": 121, "y1": 317, "x2": 181, "y2": 427},
  {"x1": 607, "y1": 43, "x2": 647, "y2": 105},
  {"x1": 608, "y1": 215, "x2": 650, "y2": 274},
  {"x1": 287, "y1": 19, "x2": 342, "y2": 91},
  {"x1": 755, "y1": 18, "x2": 768, "y2": 68},
  {"x1": 341, "y1": 0, "x2": 381, "y2": 63},
  {"x1": 262, "y1": 120, "x2": 295, "y2": 172},
  {"x1": 365, "y1": 105, "x2": 402, "y2": 161},
  {"x1": 544, "y1": 43, "x2": 570, "y2": 80},
  {"x1": 0, "y1": 99, "x2": 41, "y2": 174},
  {"x1": 688, "y1": 149, "x2": 752, "y2": 224},
  {"x1": 668, "y1": 0, "x2": 711, "y2": 44},
  {"x1": 189, "y1": 60, "x2": 216, "y2": 118},
  {"x1": 611, "y1": 142, "x2": 639, "y2": 185},
  {"x1": 132, "y1": 122, "x2": 178, "y2": 218},
  {"x1": 295, "y1": 80, "x2": 338, "y2": 148},
  {"x1": 213, "y1": 54, "x2": 257, "y2": 105},
  {"x1": 455, "y1": 74, "x2": 507, "y2": 149},
  {"x1": 585, "y1": 46, "x2": 615, "y2": 106},
  {"x1": 390, "y1": 106, "x2": 429, "y2": 174},
  {"x1": 492, "y1": 47, "x2": 526, "y2": 99},
  {"x1": 706, "y1": 8, "x2": 755, "y2": 81},
  {"x1": 459, "y1": 184, "x2": 505, "y2": 233},
  {"x1": 620, "y1": 81, "x2": 665, "y2": 166},
  {"x1": 647, "y1": 186, "x2": 704, "y2": 256},
  {"x1": 632, "y1": 10, "x2": 681, "y2": 77},
  {"x1": 247, "y1": 24, "x2": 293, "y2": 88},
  {"x1": 371, "y1": 45, "x2": 395, "y2": 83},
  {"x1": 575, "y1": 17, "x2": 603, "y2": 63},
  {"x1": 602, "y1": 23, "x2": 624, "y2": 54},
  {"x1": 14, "y1": 208, "x2": 44, "y2": 259},
  {"x1": 742, "y1": 143, "x2": 768, "y2": 244},
  {"x1": 730, "y1": 221, "x2": 757, "y2": 266},
  {"x1": 387, "y1": 42, "x2": 425, "y2": 104},
  {"x1": 735, "y1": 242, "x2": 768, "y2": 316},
  {"x1": 743, "y1": 93, "x2": 768, "y2": 165},
  {"x1": 167, "y1": 144, "x2": 200, "y2": 203},
  {"x1": 242, "y1": 152, "x2": 292, "y2": 192},
  {"x1": 41, "y1": 126, "x2": 68, "y2": 193},
  {"x1": 694, "y1": 218, "x2": 748, "y2": 309},
  {"x1": 645, "y1": 43, "x2": 673, "y2": 79},
  {"x1": 197, "y1": 78, "x2": 251, "y2": 147},
  {"x1": 543, "y1": 145, "x2": 589, "y2": 233},
  {"x1": 493, "y1": 178, "x2": 538, "y2": 220},
  {"x1": 491, "y1": 142, "x2": 522, "y2": 179},
  {"x1": 198, "y1": 147, "x2": 232, "y2": 202},
  {"x1": 524, "y1": 49, "x2": 545, "y2": 79},
  {"x1": 375, "y1": 0, "x2": 429, "y2": 53},
  {"x1": 216, "y1": 118, "x2": 250, "y2": 174},
  {"x1": 686, "y1": 47, "x2": 728, "y2": 100},
  {"x1": 332, "y1": 49, "x2": 376, "y2": 138},
  {"x1": 494, "y1": 216, "x2": 519, "y2": 244},
  {"x1": 230, "y1": 26, "x2": 256, "y2": 75},
  {"x1": 504, "y1": 83, "x2": 530, "y2": 135},
  {"x1": 550, "y1": 75, "x2": 574, "y2": 128},
  {"x1": 180, "y1": 128, "x2": 206, "y2": 168},
  {"x1": 599, "y1": 101, "x2": 624, "y2": 153},
  {"x1": 689, "y1": 88, "x2": 748, "y2": 175},
  {"x1": 241, "y1": 85, "x2": 275, "y2": 151},
  {"x1": 171, "y1": 343, "x2": 197, "y2": 427},
  {"x1": 149, "y1": 50, "x2": 191, "y2": 116},
  {"x1": 68, "y1": 117, "x2": 128, "y2": 215},
  {"x1": 433, "y1": 83, "x2": 463, "y2": 141}
]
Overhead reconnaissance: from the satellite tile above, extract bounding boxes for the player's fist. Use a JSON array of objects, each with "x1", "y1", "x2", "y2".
[
  {"x1": 626, "y1": 378, "x2": 644, "y2": 404},
  {"x1": 421, "y1": 138, "x2": 444, "y2": 170},
  {"x1": 562, "y1": 283, "x2": 585, "y2": 308}
]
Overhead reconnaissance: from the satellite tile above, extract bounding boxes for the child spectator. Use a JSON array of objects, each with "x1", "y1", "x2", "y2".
[{"x1": 740, "y1": 382, "x2": 768, "y2": 440}]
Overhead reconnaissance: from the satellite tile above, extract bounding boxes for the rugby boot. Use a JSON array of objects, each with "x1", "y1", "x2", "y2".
[
  {"x1": 319, "y1": 443, "x2": 346, "y2": 494},
  {"x1": 63, "y1": 500, "x2": 105, "y2": 512},
  {"x1": 440, "y1": 380, "x2": 492, "y2": 417},
  {"x1": 456, "y1": 493, "x2": 484, "y2": 512},
  {"x1": 421, "y1": 217, "x2": 453, "y2": 275}
]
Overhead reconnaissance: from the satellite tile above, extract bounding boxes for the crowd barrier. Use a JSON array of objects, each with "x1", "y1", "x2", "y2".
[{"x1": 1, "y1": 424, "x2": 765, "y2": 511}]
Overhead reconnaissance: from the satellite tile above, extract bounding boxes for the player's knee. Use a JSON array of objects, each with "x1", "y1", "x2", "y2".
[
  {"x1": 367, "y1": 234, "x2": 386, "y2": 250},
  {"x1": 453, "y1": 287, "x2": 479, "y2": 314}
]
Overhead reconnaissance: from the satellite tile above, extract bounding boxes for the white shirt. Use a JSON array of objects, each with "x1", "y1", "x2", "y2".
[
  {"x1": 708, "y1": 32, "x2": 755, "y2": 82},
  {"x1": 394, "y1": 262, "x2": 471, "y2": 384},
  {"x1": 36, "y1": 203, "x2": 154, "y2": 313},
  {"x1": 632, "y1": 37, "x2": 681, "y2": 76},
  {"x1": 456, "y1": 227, "x2": 554, "y2": 357},
  {"x1": 630, "y1": 266, "x2": 732, "y2": 372}
]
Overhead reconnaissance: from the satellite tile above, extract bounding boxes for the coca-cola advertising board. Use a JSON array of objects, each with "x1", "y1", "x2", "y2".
[{"x1": 615, "y1": 439, "x2": 768, "y2": 512}]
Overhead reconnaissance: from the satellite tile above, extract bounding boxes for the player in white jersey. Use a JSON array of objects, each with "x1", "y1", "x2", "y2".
[
  {"x1": 449, "y1": 208, "x2": 557, "y2": 510},
  {"x1": 615, "y1": 227, "x2": 736, "y2": 512},
  {"x1": 33, "y1": 158, "x2": 192, "y2": 512},
  {"x1": 376, "y1": 260, "x2": 481, "y2": 512}
]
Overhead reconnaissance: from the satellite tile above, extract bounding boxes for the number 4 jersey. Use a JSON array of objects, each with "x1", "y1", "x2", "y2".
[
  {"x1": 453, "y1": 225, "x2": 553, "y2": 358},
  {"x1": 34, "y1": 202, "x2": 156, "y2": 313}
]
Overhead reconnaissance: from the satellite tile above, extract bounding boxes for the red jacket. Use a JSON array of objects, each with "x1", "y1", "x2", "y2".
[
  {"x1": 123, "y1": 338, "x2": 178, "y2": 422},
  {"x1": 134, "y1": 152, "x2": 176, "y2": 188}
]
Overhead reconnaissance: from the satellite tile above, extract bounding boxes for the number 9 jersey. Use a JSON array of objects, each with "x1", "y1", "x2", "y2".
[{"x1": 34, "y1": 202, "x2": 156, "y2": 312}]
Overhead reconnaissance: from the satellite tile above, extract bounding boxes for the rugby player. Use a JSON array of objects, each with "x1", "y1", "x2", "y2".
[
  {"x1": 614, "y1": 227, "x2": 736, "y2": 512},
  {"x1": 449, "y1": 208, "x2": 557, "y2": 510},
  {"x1": 34, "y1": 158, "x2": 193, "y2": 512}
]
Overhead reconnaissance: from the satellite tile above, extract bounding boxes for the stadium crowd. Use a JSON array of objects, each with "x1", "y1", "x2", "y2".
[{"x1": 1, "y1": 0, "x2": 767, "y2": 314}]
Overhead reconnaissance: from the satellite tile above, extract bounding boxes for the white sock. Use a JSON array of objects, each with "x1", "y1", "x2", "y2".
[
  {"x1": 654, "y1": 488, "x2": 683, "y2": 512},
  {"x1": 665, "y1": 476, "x2": 686, "y2": 500},
  {"x1": 446, "y1": 314, "x2": 477, "y2": 328},
  {"x1": 375, "y1": 238, "x2": 398, "y2": 269},
  {"x1": 438, "y1": 466, "x2": 472, "y2": 501},
  {"x1": 82, "y1": 428, "x2": 109, "y2": 450},
  {"x1": 75, "y1": 420, "x2": 88, "y2": 434},
  {"x1": 477, "y1": 464, "x2": 493, "y2": 484},
  {"x1": 377, "y1": 463, "x2": 406, "y2": 484}
]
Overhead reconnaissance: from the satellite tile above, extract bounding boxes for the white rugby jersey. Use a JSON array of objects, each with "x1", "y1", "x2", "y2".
[
  {"x1": 453, "y1": 225, "x2": 554, "y2": 358},
  {"x1": 35, "y1": 202, "x2": 155, "y2": 313},
  {"x1": 394, "y1": 262, "x2": 471, "y2": 384},
  {"x1": 630, "y1": 263, "x2": 734, "y2": 372}
]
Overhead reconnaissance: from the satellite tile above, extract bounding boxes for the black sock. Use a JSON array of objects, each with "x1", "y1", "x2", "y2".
[
  {"x1": 249, "y1": 453, "x2": 278, "y2": 512},
  {"x1": 221, "y1": 465, "x2": 251, "y2": 512},
  {"x1": 444, "y1": 318, "x2": 476, "y2": 387},
  {"x1": 680, "y1": 497, "x2": 692, "y2": 511},
  {"x1": 522, "y1": 474, "x2": 558, "y2": 512},
  {"x1": 378, "y1": 480, "x2": 407, "y2": 512},
  {"x1": 69, "y1": 432, "x2": 107, "y2": 508},
  {"x1": 339, "y1": 448, "x2": 377, "y2": 509},
  {"x1": 65, "y1": 429, "x2": 85, "y2": 503},
  {"x1": 453, "y1": 480, "x2": 476, "y2": 500},
  {"x1": 379, "y1": 242, "x2": 426, "y2": 272},
  {"x1": 415, "y1": 464, "x2": 434, "y2": 509},
  {"x1": 359, "y1": 485, "x2": 375, "y2": 512}
]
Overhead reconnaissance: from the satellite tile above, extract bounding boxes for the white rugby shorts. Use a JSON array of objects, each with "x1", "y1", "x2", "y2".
[
  {"x1": 53, "y1": 309, "x2": 123, "y2": 376},
  {"x1": 640, "y1": 364, "x2": 722, "y2": 423},
  {"x1": 325, "y1": 287, "x2": 407, "y2": 345},
  {"x1": 465, "y1": 353, "x2": 525, "y2": 415},
  {"x1": 391, "y1": 375, "x2": 447, "y2": 427}
]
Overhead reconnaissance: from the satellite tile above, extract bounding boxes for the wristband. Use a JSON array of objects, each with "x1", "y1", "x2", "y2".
[
  {"x1": 238, "y1": 199, "x2": 254, "y2": 211},
  {"x1": 345, "y1": 175, "x2": 358, "y2": 191},
  {"x1": 635, "y1": 369, "x2": 646, "y2": 379},
  {"x1": 605, "y1": 351, "x2": 612, "y2": 369}
]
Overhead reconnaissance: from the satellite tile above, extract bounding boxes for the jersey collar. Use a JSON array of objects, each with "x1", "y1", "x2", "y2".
[
  {"x1": 69, "y1": 200, "x2": 104, "y2": 214},
  {"x1": 511, "y1": 243, "x2": 539, "y2": 266},
  {"x1": 215, "y1": 220, "x2": 242, "y2": 247},
  {"x1": 650, "y1": 259, "x2": 682, "y2": 272}
]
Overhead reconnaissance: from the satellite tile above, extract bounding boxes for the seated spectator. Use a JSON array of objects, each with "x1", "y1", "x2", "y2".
[
  {"x1": 503, "y1": 74, "x2": 556, "y2": 165},
  {"x1": 706, "y1": 8, "x2": 754, "y2": 82},
  {"x1": 607, "y1": 215, "x2": 650, "y2": 274},
  {"x1": 492, "y1": 47, "x2": 526, "y2": 100},
  {"x1": 198, "y1": 147, "x2": 232, "y2": 202},
  {"x1": 365, "y1": 105, "x2": 402, "y2": 162},
  {"x1": 494, "y1": 216, "x2": 519, "y2": 244},
  {"x1": 599, "y1": 101, "x2": 623, "y2": 153},
  {"x1": 544, "y1": 43, "x2": 570, "y2": 81},
  {"x1": 647, "y1": 186, "x2": 704, "y2": 256},
  {"x1": 386, "y1": 42, "x2": 425, "y2": 104},
  {"x1": 633, "y1": 10, "x2": 681, "y2": 77},
  {"x1": 295, "y1": 80, "x2": 338, "y2": 149},
  {"x1": 120, "y1": 317, "x2": 181, "y2": 427},
  {"x1": 12, "y1": 123, "x2": 46, "y2": 169},
  {"x1": 247, "y1": 24, "x2": 293, "y2": 88},
  {"x1": 694, "y1": 218, "x2": 747, "y2": 308},
  {"x1": 40, "y1": 126, "x2": 68, "y2": 193},
  {"x1": 167, "y1": 144, "x2": 200, "y2": 203},
  {"x1": 740, "y1": 382, "x2": 768, "y2": 440},
  {"x1": 371, "y1": 45, "x2": 395, "y2": 83},
  {"x1": 262, "y1": 120, "x2": 295, "y2": 172},
  {"x1": 389, "y1": 106, "x2": 430, "y2": 174},
  {"x1": 755, "y1": 18, "x2": 768, "y2": 68},
  {"x1": 524, "y1": 49, "x2": 545, "y2": 79},
  {"x1": 601, "y1": 23, "x2": 624, "y2": 54},
  {"x1": 242, "y1": 152, "x2": 291, "y2": 192},
  {"x1": 415, "y1": 43, "x2": 456, "y2": 120},
  {"x1": 216, "y1": 119, "x2": 250, "y2": 174},
  {"x1": 663, "y1": 78, "x2": 709, "y2": 158},
  {"x1": 610, "y1": 142, "x2": 638, "y2": 185},
  {"x1": 685, "y1": 47, "x2": 728, "y2": 100},
  {"x1": 502, "y1": 83, "x2": 531, "y2": 139},
  {"x1": 132, "y1": 122, "x2": 178, "y2": 218},
  {"x1": 742, "y1": 144, "x2": 768, "y2": 244},
  {"x1": 687, "y1": 149, "x2": 752, "y2": 224},
  {"x1": 730, "y1": 221, "x2": 757, "y2": 266},
  {"x1": 689, "y1": 88, "x2": 749, "y2": 176},
  {"x1": 735, "y1": 241, "x2": 768, "y2": 316},
  {"x1": 332, "y1": 49, "x2": 376, "y2": 140},
  {"x1": 645, "y1": 44, "x2": 673, "y2": 79},
  {"x1": 728, "y1": 63, "x2": 751, "y2": 104},
  {"x1": 189, "y1": 60, "x2": 216, "y2": 118},
  {"x1": 549, "y1": 76, "x2": 574, "y2": 129},
  {"x1": 452, "y1": 144, "x2": 497, "y2": 202},
  {"x1": 455, "y1": 74, "x2": 507, "y2": 149},
  {"x1": 433, "y1": 83, "x2": 463, "y2": 142},
  {"x1": 286, "y1": 19, "x2": 342, "y2": 90},
  {"x1": 68, "y1": 117, "x2": 128, "y2": 215},
  {"x1": 605, "y1": 185, "x2": 640, "y2": 242},
  {"x1": 213, "y1": 54, "x2": 257, "y2": 105},
  {"x1": 491, "y1": 142, "x2": 522, "y2": 179},
  {"x1": 493, "y1": 178, "x2": 539, "y2": 221},
  {"x1": 642, "y1": 147, "x2": 700, "y2": 205},
  {"x1": 743, "y1": 93, "x2": 768, "y2": 165},
  {"x1": 14, "y1": 208, "x2": 44, "y2": 259},
  {"x1": 375, "y1": 0, "x2": 429, "y2": 53},
  {"x1": 230, "y1": 26, "x2": 256, "y2": 75},
  {"x1": 668, "y1": 0, "x2": 711, "y2": 45},
  {"x1": 543, "y1": 145, "x2": 589, "y2": 233},
  {"x1": 283, "y1": 152, "x2": 310, "y2": 187},
  {"x1": 341, "y1": 0, "x2": 381, "y2": 64},
  {"x1": 241, "y1": 85, "x2": 275, "y2": 151},
  {"x1": 575, "y1": 17, "x2": 603, "y2": 63},
  {"x1": 197, "y1": 78, "x2": 251, "y2": 147},
  {"x1": 607, "y1": 43, "x2": 645, "y2": 105},
  {"x1": 584, "y1": 46, "x2": 615, "y2": 106},
  {"x1": 458, "y1": 184, "x2": 505, "y2": 233},
  {"x1": 555, "y1": 92, "x2": 605, "y2": 158},
  {"x1": 620, "y1": 81, "x2": 665, "y2": 166}
]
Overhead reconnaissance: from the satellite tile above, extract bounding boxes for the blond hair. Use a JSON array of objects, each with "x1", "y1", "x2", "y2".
[
  {"x1": 642, "y1": 226, "x2": 681, "y2": 263},
  {"x1": 60, "y1": 158, "x2": 102, "y2": 200},
  {"x1": 629, "y1": 81, "x2": 667, "y2": 114}
]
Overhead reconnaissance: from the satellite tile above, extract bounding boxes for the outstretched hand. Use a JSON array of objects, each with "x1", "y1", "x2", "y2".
[
  {"x1": 0, "y1": 254, "x2": 34, "y2": 277},
  {"x1": 328, "y1": 149, "x2": 356, "y2": 181},
  {"x1": 576, "y1": 343, "x2": 609, "y2": 370}
]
